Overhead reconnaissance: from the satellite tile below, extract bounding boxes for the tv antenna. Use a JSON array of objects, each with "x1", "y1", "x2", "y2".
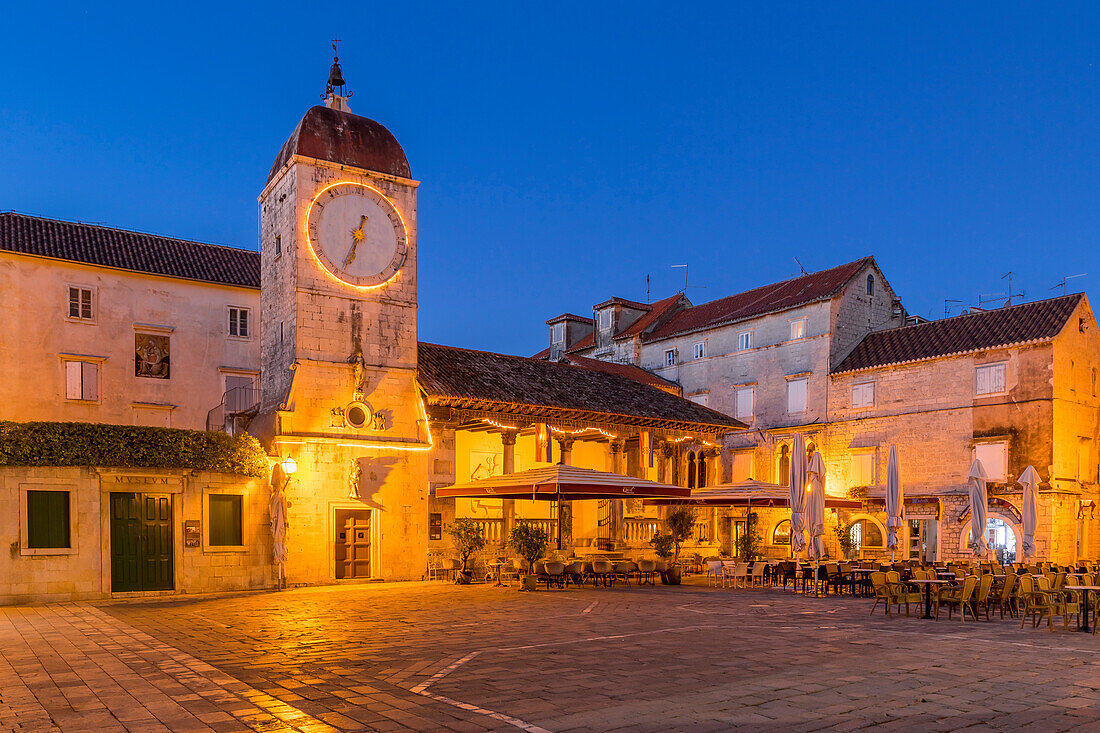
[
  {"x1": 944, "y1": 299, "x2": 964, "y2": 318},
  {"x1": 1001, "y1": 271, "x2": 1025, "y2": 306},
  {"x1": 671, "y1": 264, "x2": 706, "y2": 294},
  {"x1": 1051, "y1": 274, "x2": 1086, "y2": 296},
  {"x1": 793, "y1": 257, "x2": 809, "y2": 276},
  {"x1": 645, "y1": 274, "x2": 651, "y2": 304}
]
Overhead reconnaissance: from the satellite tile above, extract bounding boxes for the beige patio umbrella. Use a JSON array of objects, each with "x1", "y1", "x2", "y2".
[
  {"x1": 885, "y1": 445, "x2": 903, "y2": 562},
  {"x1": 1019, "y1": 465, "x2": 1040, "y2": 561},
  {"x1": 436, "y1": 464, "x2": 691, "y2": 549},
  {"x1": 806, "y1": 450, "x2": 826, "y2": 595},
  {"x1": 806, "y1": 451, "x2": 826, "y2": 561},
  {"x1": 968, "y1": 458, "x2": 989, "y2": 559},
  {"x1": 789, "y1": 434, "x2": 808, "y2": 557}
]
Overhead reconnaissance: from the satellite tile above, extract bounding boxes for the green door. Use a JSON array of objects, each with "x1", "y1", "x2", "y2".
[{"x1": 110, "y1": 492, "x2": 173, "y2": 592}]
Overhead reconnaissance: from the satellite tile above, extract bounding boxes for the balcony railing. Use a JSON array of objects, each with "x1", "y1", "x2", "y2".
[
  {"x1": 466, "y1": 518, "x2": 558, "y2": 545},
  {"x1": 206, "y1": 386, "x2": 261, "y2": 433},
  {"x1": 623, "y1": 518, "x2": 661, "y2": 544}
]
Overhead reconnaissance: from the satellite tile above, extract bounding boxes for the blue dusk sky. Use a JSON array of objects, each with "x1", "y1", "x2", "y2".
[{"x1": 2, "y1": 3, "x2": 1099, "y2": 356}]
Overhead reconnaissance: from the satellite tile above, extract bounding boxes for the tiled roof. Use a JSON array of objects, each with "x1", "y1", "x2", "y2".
[
  {"x1": 268, "y1": 106, "x2": 411, "y2": 184},
  {"x1": 595, "y1": 296, "x2": 652, "y2": 311},
  {"x1": 561, "y1": 353, "x2": 680, "y2": 394},
  {"x1": 545, "y1": 313, "x2": 593, "y2": 325},
  {"x1": 0, "y1": 212, "x2": 260, "y2": 288},
  {"x1": 615, "y1": 293, "x2": 687, "y2": 340},
  {"x1": 833, "y1": 294, "x2": 1084, "y2": 373},
  {"x1": 645, "y1": 257, "x2": 874, "y2": 341},
  {"x1": 418, "y1": 342, "x2": 742, "y2": 431}
]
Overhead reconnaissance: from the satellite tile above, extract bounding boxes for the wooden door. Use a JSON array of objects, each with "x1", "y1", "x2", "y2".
[
  {"x1": 335, "y1": 509, "x2": 371, "y2": 579},
  {"x1": 110, "y1": 492, "x2": 173, "y2": 592}
]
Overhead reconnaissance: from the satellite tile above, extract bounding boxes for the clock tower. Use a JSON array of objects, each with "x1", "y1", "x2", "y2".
[{"x1": 256, "y1": 52, "x2": 429, "y2": 583}]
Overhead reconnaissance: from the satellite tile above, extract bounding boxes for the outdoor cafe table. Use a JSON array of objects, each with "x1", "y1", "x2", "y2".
[
  {"x1": 851, "y1": 568, "x2": 875, "y2": 597},
  {"x1": 1065, "y1": 585, "x2": 1100, "y2": 633},
  {"x1": 909, "y1": 579, "x2": 951, "y2": 620},
  {"x1": 488, "y1": 561, "x2": 505, "y2": 587}
]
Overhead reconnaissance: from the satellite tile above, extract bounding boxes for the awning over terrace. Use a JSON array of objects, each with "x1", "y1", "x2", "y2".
[
  {"x1": 642, "y1": 479, "x2": 863, "y2": 508},
  {"x1": 436, "y1": 464, "x2": 692, "y2": 502}
]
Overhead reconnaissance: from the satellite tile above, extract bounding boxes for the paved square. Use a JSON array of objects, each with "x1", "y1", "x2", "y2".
[{"x1": 2, "y1": 580, "x2": 1100, "y2": 732}]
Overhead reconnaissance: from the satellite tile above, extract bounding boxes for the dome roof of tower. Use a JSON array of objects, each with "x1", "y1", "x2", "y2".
[{"x1": 267, "y1": 105, "x2": 411, "y2": 183}]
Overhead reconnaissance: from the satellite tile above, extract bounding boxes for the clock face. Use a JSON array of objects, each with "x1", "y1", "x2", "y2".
[{"x1": 306, "y1": 183, "x2": 407, "y2": 287}]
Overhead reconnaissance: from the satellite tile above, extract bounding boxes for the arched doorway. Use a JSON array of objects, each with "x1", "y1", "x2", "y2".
[{"x1": 959, "y1": 515, "x2": 1020, "y2": 564}]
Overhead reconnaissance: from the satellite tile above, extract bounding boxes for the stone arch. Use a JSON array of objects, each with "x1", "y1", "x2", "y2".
[
  {"x1": 957, "y1": 511, "x2": 1023, "y2": 559},
  {"x1": 845, "y1": 513, "x2": 887, "y2": 548},
  {"x1": 775, "y1": 443, "x2": 790, "y2": 486}
]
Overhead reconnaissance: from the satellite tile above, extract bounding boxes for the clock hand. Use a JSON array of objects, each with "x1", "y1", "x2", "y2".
[{"x1": 343, "y1": 215, "x2": 369, "y2": 268}]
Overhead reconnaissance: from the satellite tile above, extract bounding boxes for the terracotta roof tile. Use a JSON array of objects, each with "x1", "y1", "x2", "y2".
[
  {"x1": 418, "y1": 342, "x2": 742, "y2": 431},
  {"x1": 615, "y1": 293, "x2": 688, "y2": 340},
  {"x1": 268, "y1": 106, "x2": 410, "y2": 183},
  {"x1": 833, "y1": 294, "x2": 1083, "y2": 373},
  {"x1": 545, "y1": 313, "x2": 593, "y2": 325},
  {"x1": 0, "y1": 212, "x2": 260, "y2": 288},
  {"x1": 646, "y1": 257, "x2": 873, "y2": 341},
  {"x1": 561, "y1": 353, "x2": 680, "y2": 394}
]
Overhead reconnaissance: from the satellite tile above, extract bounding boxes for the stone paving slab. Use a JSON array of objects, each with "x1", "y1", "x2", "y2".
[{"x1": 2, "y1": 580, "x2": 1100, "y2": 731}]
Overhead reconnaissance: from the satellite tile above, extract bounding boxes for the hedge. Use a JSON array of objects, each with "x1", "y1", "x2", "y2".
[{"x1": 0, "y1": 421, "x2": 269, "y2": 477}]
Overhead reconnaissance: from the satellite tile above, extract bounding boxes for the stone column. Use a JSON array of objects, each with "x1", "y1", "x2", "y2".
[
  {"x1": 501, "y1": 430, "x2": 517, "y2": 546},
  {"x1": 609, "y1": 439, "x2": 625, "y2": 548},
  {"x1": 654, "y1": 439, "x2": 668, "y2": 483},
  {"x1": 556, "y1": 437, "x2": 574, "y2": 466},
  {"x1": 555, "y1": 437, "x2": 575, "y2": 550},
  {"x1": 708, "y1": 446, "x2": 725, "y2": 486}
]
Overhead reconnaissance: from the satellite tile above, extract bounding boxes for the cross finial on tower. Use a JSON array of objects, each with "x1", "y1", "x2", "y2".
[{"x1": 324, "y1": 38, "x2": 352, "y2": 110}]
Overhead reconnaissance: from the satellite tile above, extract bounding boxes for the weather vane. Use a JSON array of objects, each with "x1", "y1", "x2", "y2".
[{"x1": 324, "y1": 38, "x2": 352, "y2": 99}]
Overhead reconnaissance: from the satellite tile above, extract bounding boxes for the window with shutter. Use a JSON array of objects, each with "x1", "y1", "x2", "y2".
[
  {"x1": 975, "y1": 363, "x2": 1006, "y2": 395},
  {"x1": 730, "y1": 452, "x2": 754, "y2": 482},
  {"x1": 228, "y1": 307, "x2": 251, "y2": 338},
  {"x1": 973, "y1": 442, "x2": 1007, "y2": 482},
  {"x1": 737, "y1": 331, "x2": 752, "y2": 351},
  {"x1": 787, "y1": 378, "x2": 807, "y2": 414},
  {"x1": 735, "y1": 386, "x2": 754, "y2": 419},
  {"x1": 851, "y1": 453, "x2": 874, "y2": 487},
  {"x1": 64, "y1": 360, "x2": 98, "y2": 400},
  {"x1": 26, "y1": 491, "x2": 70, "y2": 549},
  {"x1": 852, "y1": 382, "x2": 875, "y2": 408}
]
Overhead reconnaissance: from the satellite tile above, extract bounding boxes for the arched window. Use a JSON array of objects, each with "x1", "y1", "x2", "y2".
[
  {"x1": 697, "y1": 454, "x2": 707, "y2": 488},
  {"x1": 777, "y1": 445, "x2": 790, "y2": 486},
  {"x1": 866, "y1": 275, "x2": 875, "y2": 296},
  {"x1": 686, "y1": 451, "x2": 697, "y2": 489},
  {"x1": 772, "y1": 519, "x2": 791, "y2": 545},
  {"x1": 849, "y1": 519, "x2": 884, "y2": 550}
]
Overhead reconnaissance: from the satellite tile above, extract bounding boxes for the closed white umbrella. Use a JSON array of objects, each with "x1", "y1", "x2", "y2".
[
  {"x1": 806, "y1": 451, "x2": 826, "y2": 561},
  {"x1": 789, "y1": 434, "x2": 808, "y2": 556},
  {"x1": 1019, "y1": 465, "x2": 1040, "y2": 561},
  {"x1": 968, "y1": 459, "x2": 989, "y2": 559},
  {"x1": 885, "y1": 446, "x2": 903, "y2": 562}
]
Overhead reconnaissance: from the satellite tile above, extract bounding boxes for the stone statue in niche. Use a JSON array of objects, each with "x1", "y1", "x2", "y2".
[
  {"x1": 348, "y1": 459, "x2": 362, "y2": 500},
  {"x1": 135, "y1": 334, "x2": 170, "y2": 379},
  {"x1": 348, "y1": 348, "x2": 366, "y2": 397}
]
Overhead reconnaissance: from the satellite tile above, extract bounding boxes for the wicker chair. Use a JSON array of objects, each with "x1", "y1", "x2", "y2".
[
  {"x1": 869, "y1": 571, "x2": 892, "y2": 615},
  {"x1": 885, "y1": 570, "x2": 922, "y2": 616},
  {"x1": 936, "y1": 576, "x2": 979, "y2": 621}
]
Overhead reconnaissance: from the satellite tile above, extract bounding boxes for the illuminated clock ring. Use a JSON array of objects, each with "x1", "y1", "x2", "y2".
[{"x1": 305, "y1": 182, "x2": 408, "y2": 289}]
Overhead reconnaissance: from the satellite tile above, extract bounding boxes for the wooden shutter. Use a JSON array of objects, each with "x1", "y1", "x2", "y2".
[
  {"x1": 82, "y1": 362, "x2": 98, "y2": 401},
  {"x1": 65, "y1": 361, "x2": 82, "y2": 399}
]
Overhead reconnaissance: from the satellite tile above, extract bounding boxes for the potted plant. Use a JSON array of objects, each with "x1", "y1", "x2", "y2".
[
  {"x1": 509, "y1": 523, "x2": 549, "y2": 591},
  {"x1": 735, "y1": 511, "x2": 762, "y2": 563},
  {"x1": 447, "y1": 518, "x2": 486, "y2": 584},
  {"x1": 649, "y1": 532, "x2": 675, "y2": 584},
  {"x1": 662, "y1": 506, "x2": 697, "y2": 585},
  {"x1": 834, "y1": 520, "x2": 857, "y2": 560}
]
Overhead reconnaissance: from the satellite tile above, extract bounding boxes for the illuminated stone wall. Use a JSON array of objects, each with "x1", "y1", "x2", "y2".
[
  {"x1": 0, "y1": 251, "x2": 260, "y2": 430},
  {"x1": 0, "y1": 466, "x2": 269, "y2": 605}
]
